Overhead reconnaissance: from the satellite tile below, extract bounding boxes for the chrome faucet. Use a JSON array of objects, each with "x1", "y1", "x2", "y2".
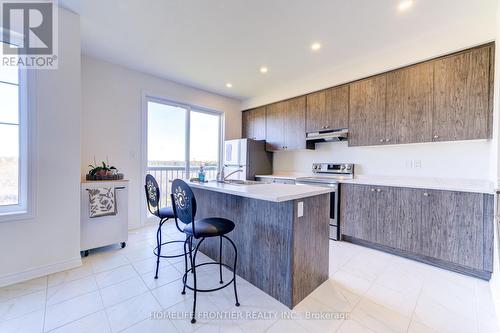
[
  {"x1": 217, "y1": 166, "x2": 243, "y2": 182},
  {"x1": 224, "y1": 168, "x2": 243, "y2": 181}
]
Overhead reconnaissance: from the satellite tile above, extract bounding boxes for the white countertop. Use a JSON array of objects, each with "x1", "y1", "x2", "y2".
[
  {"x1": 187, "y1": 180, "x2": 333, "y2": 202},
  {"x1": 256, "y1": 172, "x2": 310, "y2": 180},
  {"x1": 255, "y1": 173, "x2": 495, "y2": 194},
  {"x1": 341, "y1": 175, "x2": 494, "y2": 194}
]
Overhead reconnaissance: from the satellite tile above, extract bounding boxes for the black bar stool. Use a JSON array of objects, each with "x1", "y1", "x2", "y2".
[
  {"x1": 144, "y1": 174, "x2": 191, "y2": 279},
  {"x1": 170, "y1": 179, "x2": 240, "y2": 324}
]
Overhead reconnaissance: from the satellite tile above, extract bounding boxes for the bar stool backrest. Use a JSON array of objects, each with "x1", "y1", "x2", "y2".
[
  {"x1": 171, "y1": 179, "x2": 197, "y2": 236},
  {"x1": 145, "y1": 174, "x2": 161, "y2": 217}
]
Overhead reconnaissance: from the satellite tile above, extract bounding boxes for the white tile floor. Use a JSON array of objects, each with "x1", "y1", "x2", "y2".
[{"x1": 0, "y1": 222, "x2": 499, "y2": 333}]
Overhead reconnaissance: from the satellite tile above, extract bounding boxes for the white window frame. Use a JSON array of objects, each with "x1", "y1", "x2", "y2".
[
  {"x1": 140, "y1": 92, "x2": 224, "y2": 225},
  {"x1": 0, "y1": 35, "x2": 37, "y2": 222}
]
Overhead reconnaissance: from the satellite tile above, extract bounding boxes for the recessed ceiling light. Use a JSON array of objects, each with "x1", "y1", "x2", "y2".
[
  {"x1": 311, "y1": 42, "x2": 322, "y2": 51},
  {"x1": 398, "y1": 0, "x2": 413, "y2": 11},
  {"x1": 260, "y1": 66, "x2": 268, "y2": 74},
  {"x1": 225, "y1": 83, "x2": 232, "y2": 88}
]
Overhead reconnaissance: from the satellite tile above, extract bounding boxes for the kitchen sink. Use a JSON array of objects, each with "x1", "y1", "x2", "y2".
[{"x1": 216, "y1": 179, "x2": 264, "y2": 185}]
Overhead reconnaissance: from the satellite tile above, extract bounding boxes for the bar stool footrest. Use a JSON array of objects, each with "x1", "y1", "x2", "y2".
[
  {"x1": 182, "y1": 262, "x2": 235, "y2": 292},
  {"x1": 153, "y1": 240, "x2": 193, "y2": 259}
]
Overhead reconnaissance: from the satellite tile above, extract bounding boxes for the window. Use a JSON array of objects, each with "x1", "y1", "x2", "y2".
[
  {"x1": 145, "y1": 98, "x2": 222, "y2": 208},
  {"x1": 0, "y1": 42, "x2": 31, "y2": 219}
]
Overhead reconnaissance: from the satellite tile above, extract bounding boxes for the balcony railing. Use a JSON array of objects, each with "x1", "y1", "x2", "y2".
[{"x1": 147, "y1": 165, "x2": 218, "y2": 207}]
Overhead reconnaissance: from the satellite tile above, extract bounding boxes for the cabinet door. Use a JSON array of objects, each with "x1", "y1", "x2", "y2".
[
  {"x1": 340, "y1": 184, "x2": 378, "y2": 243},
  {"x1": 376, "y1": 187, "x2": 422, "y2": 252},
  {"x1": 242, "y1": 107, "x2": 266, "y2": 140},
  {"x1": 386, "y1": 62, "x2": 433, "y2": 144},
  {"x1": 326, "y1": 85, "x2": 349, "y2": 131},
  {"x1": 265, "y1": 101, "x2": 286, "y2": 151},
  {"x1": 421, "y1": 190, "x2": 485, "y2": 270},
  {"x1": 284, "y1": 96, "x2": 306, "y2": 150},
  {"x1": 306, "y1": 90, "x2": 327, "y2": 132},
  {"x1": 348, "y1": 75, "x2": 387, "y2": 146},
  {"x1": 242, "y1": 110, "x2": 253, "y2": 139},
  {"x1": 252, "y1": 106, "x2": 267, "y2": 140},
  {"x1": 433, "y1": 46, "x2": 492, "y2": 141},
  {"x1": 308, "y1": 86, "x2": 349, "y2": 133}
]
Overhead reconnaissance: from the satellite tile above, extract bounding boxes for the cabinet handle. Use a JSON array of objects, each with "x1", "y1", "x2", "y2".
[
  {"x1": 433, "y1": 135, "x2": 439, "y2": 139},
  {"x1": 371, "y1": 188, "x2": 376, "y2": 192},
  {"x1": 423, "y1": 192, "x2": 430, "y2": 197},
  {"x1": 379, "y1": 139, "x2": 384, "y2": 143},
  {"x1": 385, "y1": 138, "x2": 391, "y2": 142}
]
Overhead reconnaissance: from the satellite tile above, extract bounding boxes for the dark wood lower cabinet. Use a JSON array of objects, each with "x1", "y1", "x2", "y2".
[
  {"x1": 340, "y1": 184, "x2": 378, "y2": 242},
  {"x1": 421, "y1": 190, "x2": 485, "y2": 270},
  {"x1": 340, "y1": 183, "x2": 494, "y2": 279}
]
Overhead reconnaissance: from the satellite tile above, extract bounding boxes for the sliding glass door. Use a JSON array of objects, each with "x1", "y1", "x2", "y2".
[
  {"x1": 146, "y1": 98, "x2": 221, "y2": 208},
  {"x1": 189, "y1": 109, "x2": 221, "y2": 181}
]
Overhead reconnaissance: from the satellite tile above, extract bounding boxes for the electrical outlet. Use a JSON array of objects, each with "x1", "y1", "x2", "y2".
[
  {"x1": 405, "y1": 160, "x2": 422, "y2": 169},
  {"x1": 297, "y1": 201, "x2": 303, "y2": 218}
]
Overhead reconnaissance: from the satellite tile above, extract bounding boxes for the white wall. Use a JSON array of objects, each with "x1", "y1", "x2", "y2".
[
  {"x1": 487, "y1": 0, "x2": 500, "y2": 325},
  {"x1": 273, "y1": 140, "x2": 492, "y2": 180},
  {"x1": 0, "y1": 8, "x2": 82, "y2": 286},
  {"x1": 81, "y1": 56, "x2": 241, "y2": 229}
]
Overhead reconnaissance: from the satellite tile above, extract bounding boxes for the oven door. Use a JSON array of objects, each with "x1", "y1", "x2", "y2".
[{"x1": 295, "y1": 180, "x2": 339, "y2": 240}]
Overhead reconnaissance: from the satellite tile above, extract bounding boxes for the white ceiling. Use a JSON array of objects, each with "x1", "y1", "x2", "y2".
[{"x1": 61, "y1": 0, "x2": 497, "y2": 103}]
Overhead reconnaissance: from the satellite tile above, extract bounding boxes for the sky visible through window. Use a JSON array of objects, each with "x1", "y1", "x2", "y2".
[
  {"x1": 0, "y1": 61, "x2": 20, "y2": 206},
  {"x1": 147, "y1": 101, "x2": 219, "y2": 167}
]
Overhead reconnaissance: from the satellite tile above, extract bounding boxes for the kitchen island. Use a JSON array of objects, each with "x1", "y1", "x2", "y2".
[{"x1": 187, "y1": 181, "x2": 332, "y2": 308}]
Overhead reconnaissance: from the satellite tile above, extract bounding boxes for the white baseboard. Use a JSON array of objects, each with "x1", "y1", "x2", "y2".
[
  {"x1": 128, "y1": 223, "x2": 143, "y2": 230},
  {"x1": 0, "y1": 257, "x2": 82, "y2": 288}
]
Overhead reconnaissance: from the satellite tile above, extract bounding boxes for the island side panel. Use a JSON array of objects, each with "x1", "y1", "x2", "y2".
[
  {"x1": 192, "y1": 188, "x2": 295, "y2": 307},
  {"x1": 292, "y1": 194, "x2": 330, "y2": 306}
]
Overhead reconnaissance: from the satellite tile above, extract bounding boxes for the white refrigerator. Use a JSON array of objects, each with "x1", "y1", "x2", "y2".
[{"x1": 223, "y1": 139, "x2": 272, "y2": 180}]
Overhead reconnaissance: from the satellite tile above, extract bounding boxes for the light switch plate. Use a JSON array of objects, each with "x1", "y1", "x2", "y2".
[{"x1": 297, "y1": 201, "x2": 304, "y2": 218}]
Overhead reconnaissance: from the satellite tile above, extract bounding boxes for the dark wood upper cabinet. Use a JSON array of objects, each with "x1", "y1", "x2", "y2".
[
  {"x1": 244, "y1": 43, "x2": 493, "y2": 148},
  {"x1": 242, "y1": 110, "x2": 251, "y2": 139},
  {"x1": 386, "y1": 62, "x2": 433, "y2": 144},
  {"x1": 265, "y1": 102, "x2": 285, "y2": 151},
  {"x1": 306, "y1": 85, "x2": 349, "y2": 133},
  {"x1": 284, "y1": 96, "x2": 306, "y2": 150},
  {"x1": 242, "y1": 106, "x2": 266, "y2": 140},
  {"x1": 265, "y1": 96, "x2": 307, "y2": 151},
  {"x1": 253, "y1": 107, "x2": 267, "y2": 140},
  {"x1": 433, "y1": 45, "x2": 492, "y2": 141},
  {"x1": 348, "y1": 75, "x2": 387, "y2": 147}
]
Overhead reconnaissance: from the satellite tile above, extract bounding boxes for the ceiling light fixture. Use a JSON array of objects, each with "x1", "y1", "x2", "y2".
[
  {"x1": 260, "y1": 66, "x2": 268, "y2": 74},
  {"x1": 398, "y1": 0, "x2": 413, "y2": 11},
  {"x1": 311, "y1": 42, "x2": 322, "y2": 51},
  {"x1": 226, "y1": 83, "x2": 233, "y2": 88}
]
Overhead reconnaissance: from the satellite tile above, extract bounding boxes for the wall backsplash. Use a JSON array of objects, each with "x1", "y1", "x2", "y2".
[{"x1": 273, "y1": 140, "x2": 492, "y2": 180}]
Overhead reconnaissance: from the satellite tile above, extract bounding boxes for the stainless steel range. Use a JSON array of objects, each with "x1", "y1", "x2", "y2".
[{"x1": 295, "y1": 163, "x2": 354, "y2": 240}]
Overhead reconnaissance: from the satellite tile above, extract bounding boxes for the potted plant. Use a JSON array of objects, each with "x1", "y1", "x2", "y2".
[{"x1": 86, "y1": 161, "x2": 124, "y2": 180}]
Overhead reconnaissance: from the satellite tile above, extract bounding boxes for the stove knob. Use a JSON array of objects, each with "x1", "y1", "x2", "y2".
[
  {"x1": 345, "y1": 165, "x2": 352, "y2": 170},
  {"x1": 340, "y1": 165, "x2": 346, "y2": 171}
]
